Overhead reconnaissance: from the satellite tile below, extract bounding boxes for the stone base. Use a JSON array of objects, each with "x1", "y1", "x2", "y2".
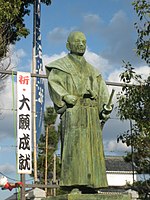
[{"x1": 43, "y1": 193, "x2": 131, "y2": 200}]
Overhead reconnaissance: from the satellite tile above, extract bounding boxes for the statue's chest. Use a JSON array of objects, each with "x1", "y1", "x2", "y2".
[{"x1": 71, "y1": 68, "x2": 91, "y2": 92}]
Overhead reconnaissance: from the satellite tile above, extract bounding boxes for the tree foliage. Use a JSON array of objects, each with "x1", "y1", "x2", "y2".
[
  {"x1": 0, "y1": 0, "x2": 51, "y2": 113},
  {"x1": 117, "y1": 0, "x2": 150, "y2": 197},
  {"x1": 35, "y1": 107, "x2": 60, "y2": 194},
  {"x1": 0, "y1": 0, "x2": 51, "y2": 59},
  {"x1": 117, "y1": 64, "x2": 150, "y2": 174},
  {"x1": 132, "y1": 0, "x2": 150, "y2": 65}
]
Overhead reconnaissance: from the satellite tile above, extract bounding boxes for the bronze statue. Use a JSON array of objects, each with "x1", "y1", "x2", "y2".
[{"x1": 45, "y1": 31, "x2": 113, "y2": 193}]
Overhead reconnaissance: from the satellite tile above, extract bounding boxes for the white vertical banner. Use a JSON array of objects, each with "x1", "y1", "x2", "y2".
[{"x1": 17, "y1": 72, "x2": 32, "y2": 174}]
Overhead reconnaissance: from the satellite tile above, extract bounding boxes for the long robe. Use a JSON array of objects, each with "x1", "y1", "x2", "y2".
[{"x1": 46, "y1": 54, "x2": 109, "y2": 189}]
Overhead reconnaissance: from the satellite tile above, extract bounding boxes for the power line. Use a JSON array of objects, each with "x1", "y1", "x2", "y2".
[
  {"x1": 0, "y1": 172, "x2": 34, "y2": 182},
  {"x1": 0, "y1": 172, "x2": 19, "y2": 182}
]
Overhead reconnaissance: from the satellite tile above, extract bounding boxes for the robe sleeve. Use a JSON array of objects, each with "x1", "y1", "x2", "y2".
[{"x1": 47, "y1": 68, "x2": 69, "y2": 112}]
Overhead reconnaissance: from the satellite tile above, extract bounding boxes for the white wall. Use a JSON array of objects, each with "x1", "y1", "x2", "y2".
[{"x1": 107, "y1": 172, "x2": 137, "y2": 186}]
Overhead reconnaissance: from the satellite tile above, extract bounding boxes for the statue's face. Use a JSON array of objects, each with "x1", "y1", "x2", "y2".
[{"x1": 69, "y1": 32, "x2": 86, "y2": 55}]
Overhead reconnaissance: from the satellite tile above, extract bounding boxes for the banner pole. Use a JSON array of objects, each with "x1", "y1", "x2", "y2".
[{"x1": 32, "y1": 0, "x2": 38, "y2": 182}]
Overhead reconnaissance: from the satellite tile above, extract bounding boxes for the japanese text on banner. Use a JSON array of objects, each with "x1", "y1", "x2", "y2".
[{"x1": 17, "y1": 72, "x2": 32, "y2": 174}]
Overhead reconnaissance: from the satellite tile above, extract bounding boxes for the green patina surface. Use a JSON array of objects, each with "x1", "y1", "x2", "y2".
[
  {"x1": 45, "y1": 31, "x2": 113, "y2": 190},
  {"x1": 43, "y1": 193, "x2": 131, "y2": 200}
]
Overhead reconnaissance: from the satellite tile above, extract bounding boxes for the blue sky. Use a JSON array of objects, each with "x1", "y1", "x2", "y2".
[{"x1": 0, "y1": 0, "x2": 149, "y2": 199}]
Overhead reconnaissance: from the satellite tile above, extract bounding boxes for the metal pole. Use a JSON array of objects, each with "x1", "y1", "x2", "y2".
[
  {"x1": 20, "y1": 174, "x2": 26, "y2": 200},
  {"x1": 130, "y1": 119, "x2": 135, "y2": 183},
  {"x1": 0, "y1": 69, "x2": 47, "y2": 78},
  {"x1": 0, "y1": 69, "x2": 137, "y2": 87},
  {"x1": 53, "y1": 154, "x2": 56, "y2": 196},
  {"x1": 45, "y1": 126, "x2": 48, "y2": 196},
  {"x1": 32, "y1": 0, "x2": 38, "y2": 182}
]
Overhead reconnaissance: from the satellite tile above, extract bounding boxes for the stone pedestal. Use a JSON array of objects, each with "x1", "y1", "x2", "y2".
[
  {"x1": 43, "y1": 193, "x2": 131, "y2": 200},
  {"x1": 26, "y1": 188, "x2": 46, "y2": 200}
]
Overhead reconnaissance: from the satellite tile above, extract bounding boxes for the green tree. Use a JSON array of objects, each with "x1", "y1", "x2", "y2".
[
  {"x1": 36, "y1": 106, "x2": 60, "y2": 195},
  {"x1": 0, "y1": 0, "x2": 51, "y2": 59},
  {"x1": 0, "y1": 0, "x2": 51, "y2": 113},
  {"x1": 117, "y1": 0, "x2": 150, "y2": 198},
  {"x1": 132, "y1": 0, "x2": 150, "y2": 65},
  {"x1": 117, "y1": 67, "x2": 150, "y2": 197},
  {"x1": 117, "y1": 65, "x2": 150, "y2": 174}
]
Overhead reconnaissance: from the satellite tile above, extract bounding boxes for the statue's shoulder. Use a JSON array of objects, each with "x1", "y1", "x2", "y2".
[
  {"x1": 46, "y1": 55, "x2": 69, "y2": 69},
  {"x1": 45, "y1": 55, "x2": 71, "y2": 75}
]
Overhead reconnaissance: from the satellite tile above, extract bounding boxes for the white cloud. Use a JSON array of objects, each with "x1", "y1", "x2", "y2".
[
  {"x1": 109, "y1": 10, "x2": 128, "y2": 27},
  {"x1": 81, "y1": 14, "x2": 103, "y2": 33},
  {"x1": 134, "y1": 66, "x2": 150, "y2": 79},
  {"x1": 85, "y1": 49, "x2": 111, "y2": 77},
  {"x1": 0, "y1": 78, "x2": 15, "y2": 108},
  {"x1": 101, "y1": 10, "x2": 137, "y2": 65},
  {"x1": 8, "y1": 45, "x2": 26, "y2": 70},
  {"x1": 107, "y1": 69, "x2": 122, "y2": 83},
  {"x1": 47, "y1": 14, "x2": 102, "y2": 44},
  {"x1": 83, "y1": 14, "x2": 101, "y2": 24},
  {"x1": 104, "y1": 139, "x2": 130, "y2": 154},
  {"x1": 0, "y1": 163, "x2": 16, "y2": 174},
  {"x1": 0, "y1": 79, "x2": 15, "y2": 139},
  {"x1": 48, "y1": 27, "x2": 76, "y2": 43},
  {"x1": 107, "y1": 65, "x2": 150, "y2": 83},
  {"x1": 0, "y1": 46, "x2": 26, "y2": 91}
]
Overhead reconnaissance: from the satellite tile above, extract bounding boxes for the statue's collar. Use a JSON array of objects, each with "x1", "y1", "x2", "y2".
[{"x1": 68, "y1": 53, "x2": 86, "y2": 66}]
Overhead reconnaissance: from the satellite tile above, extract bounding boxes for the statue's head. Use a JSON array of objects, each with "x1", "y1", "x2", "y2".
[{"x1": 66, "y1": 31, "x2": 86, "y2": 56}]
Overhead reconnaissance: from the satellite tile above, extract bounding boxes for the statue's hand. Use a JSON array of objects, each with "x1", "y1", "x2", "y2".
[
  {"x1": 87, "y1": 89, "x2": 97, "y2": 100},
  {"x1": 63, "y1": 95, "x2": 78, "y2": 105},
  {"x1": 99, "y1": 104, "x2": 113, "y2": 125}
]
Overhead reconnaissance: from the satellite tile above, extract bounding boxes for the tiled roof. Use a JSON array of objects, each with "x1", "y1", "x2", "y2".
[{"x1": 105, "y1": 156, "x2": 133, "y2": 172}]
